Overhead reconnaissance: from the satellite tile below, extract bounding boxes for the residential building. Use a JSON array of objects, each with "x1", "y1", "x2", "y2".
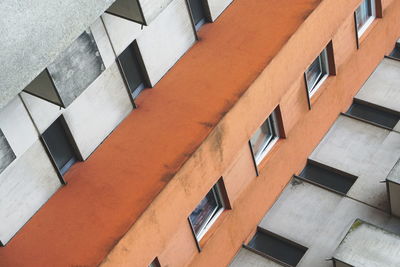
[{"x1": 0, "y1": 0, "x2": 400, "y2": 266}]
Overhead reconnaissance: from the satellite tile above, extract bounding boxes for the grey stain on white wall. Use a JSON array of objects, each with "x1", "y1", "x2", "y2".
[
  {"x1": 0, "y1": 129, "x2": 16, "y2": 174},
  {"x1": 48, "y1": 30, "x2": 105, "y2": 107}
]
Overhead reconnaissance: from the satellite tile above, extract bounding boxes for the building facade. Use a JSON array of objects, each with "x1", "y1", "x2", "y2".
[{"x1": 0, "y1": 0, "x2": 400, "y2": 266}]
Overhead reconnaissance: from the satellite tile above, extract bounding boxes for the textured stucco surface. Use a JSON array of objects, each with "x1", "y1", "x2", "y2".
[
  {"x1": 0, "y1": 0, "x2": 115, "y2": 110},
  {"x1": 334, "y1": 221, "x2": 400, "y2": 266}
]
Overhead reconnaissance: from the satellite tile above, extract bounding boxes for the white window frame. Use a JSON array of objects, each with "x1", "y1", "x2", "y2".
[
  {"x1": 305, "y1": 48, "x2": 329, "y2": 97},
  {"x1": 250, "y1": 111, "x2": 280, "y2": 165},
  {"x1": 355, "y1": 0, "x2": 376, "y2": 37},
  {"x1": 189, "y1": 183, "x2": 225, "y2": 241}
]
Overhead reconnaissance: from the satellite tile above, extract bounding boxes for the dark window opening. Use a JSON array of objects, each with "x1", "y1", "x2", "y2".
[
  {"x1": 346, "y1": 101, "x2": 400, "y2": 129},
  {"x1": 42, "y1": 117, "x2": 78, "y2": 175},
  {"x1": 188, "y1": 0, "x2": 207, "y2": 30},
  {"x1": 247, "y1": 230, "x2": 307, "y2": 267},
  {"x1": 118, "y1": 41, "x2": 149, "y2": 99},
  {"x1": 389, "y1": 42, "x2": 400, "y2": 60},
  {"x1": 299, "y1": 161, "x2": 357, "y2": 194}
]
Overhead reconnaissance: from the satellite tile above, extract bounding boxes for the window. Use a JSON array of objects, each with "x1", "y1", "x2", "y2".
[
  {"x1": 189, "y1": 181, "x2": 226, "y2": 241},
  {"x1": 305, "y1": 48, "x2": 329, "y2": 96},
  {"x1": 299, "y1": 161, "x2": 357, "y2": 194},
  {"x1": 117, "y1": 41, "x2": 149, "y2": 100},
  {"x1": 42, "y1": 117, "x2": 78, "y2": 175},
  {"x1": 346, "y1": 101, "x2": 400, "y2": 129},
  {"x1": 246, "y1": 229, "x2": 307, "y2": 267},
  {"x1": 188, "y1": 0, "x2": 208, "y2": 30},
  {"x1": 250, "y1": 111, "x2": 279, "y2": 165},
  {"x1": 355, "y1": 0, "x2": 376, "y2": 37}
]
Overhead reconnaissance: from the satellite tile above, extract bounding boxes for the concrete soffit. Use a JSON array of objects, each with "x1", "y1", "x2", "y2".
[{"x1": 0, "y1": 0, "x2": 117, "y2": 110}]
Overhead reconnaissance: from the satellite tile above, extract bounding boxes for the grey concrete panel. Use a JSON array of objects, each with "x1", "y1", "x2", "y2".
[
  {"x1": 260, "y1": 179, "x2": 342, "y2": 248},
  {"x1": 63, "y1": 63, "x2": 133, "y2": 160},
  {"x1": 0, "y1": 130, "x2": 16, "y2": 175},
  {"x1": 101, "y1": 13, "x2": 143, "y2": 56},
  {"x1": 207, "y1": 0, "x2": 233, "y2": 21},
  {"x1": 90, "y1": 18, "x2": 116, "y2": 69},
  {"x1": 333, "y1": 220, "x2": 400, "y2": 267},
  {"x1": 47, "y1": 30, "x2": 105, "y2": 107},
  {"x1": 0, "y1": 0, "x2": 116, "y2": 110},
  {"x1": 0, "y1": 140, "x2": 61, "y2": 245},
  {"x1": 258, "y1": 179, "x2": 400, "y2": 267},
  {"x1": 355, "y1": 58, "x2": 400, "y2": 113},
  {"x1": 137, "y1": 0, "x2": 196, "y2": 86},
  {"x1": 140, "y1": 0, "x2": 174, "y2": 24},
  {"x1": 0, "y1": 96, "x2": 38, "y2": 157},
  {"x1": 229, "y1": 248, "x2": 282, "y2": 267},
  {"x1": 387, "y1": 159, "x2": 400, "y2": 217},
  {"x1": 310, "y1": 116, "x2": 400, "y2": 210},
  {"x1": 20, "y1": 92, "x2": 64, "y2": 135}
]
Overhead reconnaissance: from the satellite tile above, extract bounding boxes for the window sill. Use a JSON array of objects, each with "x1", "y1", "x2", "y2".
[
  {"x1": 256, "y1": 138, "x2": 283, "y2": 174},
  {"x1": 309, "y1": 75, "x2": 334, "y2": 107},
  {"x1": 357, "y1": 18, "x2": 379, "y2": 48},
  {"x1": 197, "y1": 209, "x2": 230, "y2": 250}
]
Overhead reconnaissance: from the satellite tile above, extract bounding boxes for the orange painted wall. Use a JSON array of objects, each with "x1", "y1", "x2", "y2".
[{"x1": 100, "y1": 0, "x2": 400, "y2": 266}]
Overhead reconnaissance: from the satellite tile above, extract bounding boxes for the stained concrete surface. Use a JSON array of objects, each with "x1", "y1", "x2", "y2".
[
  {"x1": 334, "y1": 220, "x2": 400, "y2": 267},
  {"x1": 0, "y1": 0, "x2": 115, "y2": 110},
  {"x1": 47, "y1": 30, "x2": 105, "y2": 107},
  {"x1": 257, "y1": 179, "x2": 400, "y2": 267},
  {"x1": 0, "y1": 130, "x2": 16, "y2": 175},
  {"x1": 355, "y1": 58, "x2": 400, "y2": 113},
  {"x1": 309, "y1": 115, "x2": 400, "y2": 211}
]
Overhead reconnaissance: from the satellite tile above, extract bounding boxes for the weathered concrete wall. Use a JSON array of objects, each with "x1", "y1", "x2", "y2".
[
  {"x1": 63, "y1": 63, "x2": 133, "y2": 160},
  {"x1": 47, "y1": 30, "x2": 105, "y2": 107},
  {"x1": 310, "y1": 115, "x2": 400, "y2": 211},
  {"x1": 137, "y1": 0, "x2": 196, "y2": 86},
  {"x1": 0, "y1": 0, "x2": 116, "y2": 110},
  {"x1": 0, "y1": 130, "x2": 15, "y2": 175},
  {"x1": 258, "y1": 179, "x2": 400, "y2": 267},
  {"x1": 0, "y1": 141, "x2": 61, "y2": 245}
]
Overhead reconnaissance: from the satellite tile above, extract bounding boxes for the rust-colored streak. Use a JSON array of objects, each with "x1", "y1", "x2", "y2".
[{"x1": 0, "y1": 0, "x2": 320, "y2": 266}]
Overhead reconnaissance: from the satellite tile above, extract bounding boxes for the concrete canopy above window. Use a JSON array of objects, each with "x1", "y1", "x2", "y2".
[
  {"x1": 0, "y1": 0, "x2": 116, "y2": 111},
  {"x1": 106, "y1": 0, "x2": 173, "y2": 25}
]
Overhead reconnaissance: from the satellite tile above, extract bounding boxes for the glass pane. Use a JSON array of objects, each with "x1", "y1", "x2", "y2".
[
  {"x1": 306, "y1": 56, "x2": 323, "y2": 92},
  {"x1": 356, "y1": 0, "x2": 373, "y2": 31},
  {"x1": 250, "y1": 116, "x2": 276, "y2": 161},
  {"x1": 189, "y1": 188, "x2": 219, "y2": 236}
]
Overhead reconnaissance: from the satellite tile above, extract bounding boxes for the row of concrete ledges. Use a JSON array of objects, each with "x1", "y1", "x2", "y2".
[
  {"x1": 0, "y1": 0, "x2": 232, "y2": 246},
  {"x1": 230, "y1": 57, "x2": 400, "y2": 266}
]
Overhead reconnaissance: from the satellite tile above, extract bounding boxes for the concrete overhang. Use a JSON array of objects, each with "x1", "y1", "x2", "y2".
[
  {"x1": 333, "y1": 219, "x2": 400, "y2": 267},
  {"x1": 0, "y1": 0, "x2": 116, "y2": 110}
]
